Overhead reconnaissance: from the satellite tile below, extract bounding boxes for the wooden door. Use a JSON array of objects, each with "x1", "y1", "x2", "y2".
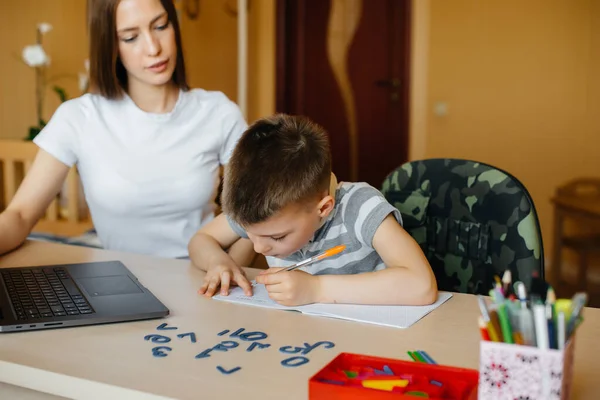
[{"x1": 276, "y1": 0, "x2": 411, "y2": 187}]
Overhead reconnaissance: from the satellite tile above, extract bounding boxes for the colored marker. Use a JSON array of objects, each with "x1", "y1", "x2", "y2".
[
  {"x1": 418, "y1": 350, "x2": 437, "y2": 365},
  {"x1": 566, "y1": 293, "x2": 588, "y2": 338},
  {"x1": 557, "y1": 311, "x2": 566, "y2": 350},
  {"x1": 494, "y1": 275, "x2": 503, "y2": 294},
  {"x1": 413, "y1": 351, "x2": 427, "y2": 363},
  {"x1": 533, "y1": 302, "x2": 549, "y2": 349},
  {"x1": 546, "y1": 287, "x2": 557, "y2": 349},
  {"x1": 478, "y1": 316, "x2": 491, "y2": 340},
  {"x1": 407, "y1": 351, "x2": 418, "y2": 362},
  {"x1": 477, "y1": 295, "x2": 501, "y2": 342},
  {"x1": 517, "y1": 307, "x2": 537, "y2": 346},
  {"x1": 514, "y1": 281, "x2": 528, "y2": 309},
  {"x1": 489, "y1": 308, "x2": 504, "y2": 342},
  {"x1": 502, "y1": 270, "x2": 512, "y2": 296},
  {"x1": 497, "y1": 302, "x2": 514, "y2": 344}
]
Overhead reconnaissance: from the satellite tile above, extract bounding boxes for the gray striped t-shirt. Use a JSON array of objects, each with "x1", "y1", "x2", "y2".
[{"x1": 227, "y1": 182, "x2": 403, "y2": 275}]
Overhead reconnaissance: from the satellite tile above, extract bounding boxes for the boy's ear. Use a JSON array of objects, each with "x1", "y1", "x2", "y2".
[{"x1": 316, "y1": 195, "x2": 335, "y2": 218}]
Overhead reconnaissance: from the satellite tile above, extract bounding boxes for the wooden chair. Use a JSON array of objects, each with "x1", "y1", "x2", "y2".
[
  {"x1": 0, "y1": 139, "x2": 93, "y2": 237},
  {"x1": 551, "y1": 178, "x2": 600, "y2": 291}
]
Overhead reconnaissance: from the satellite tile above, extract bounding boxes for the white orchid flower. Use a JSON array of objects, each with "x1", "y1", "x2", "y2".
[
  {"x1": 22, "y1": 44, "x2": 50, "y2": 67},
  {"x1": 37, "y1": 23, "x2": 53, "y2": 34}
]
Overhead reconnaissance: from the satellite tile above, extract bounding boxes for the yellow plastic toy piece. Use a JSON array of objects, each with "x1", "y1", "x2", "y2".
[{"x1": 362, "y1": 379, "x2": 409, "y2": 391}]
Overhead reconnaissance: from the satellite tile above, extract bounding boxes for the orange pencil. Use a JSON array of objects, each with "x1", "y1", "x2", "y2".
[
  {"x1": 279, "y1": 245, "x2": 347, "y2": 273},
  {"x1": 251, "y1": 245, "x2": 346, "y2": 285}
]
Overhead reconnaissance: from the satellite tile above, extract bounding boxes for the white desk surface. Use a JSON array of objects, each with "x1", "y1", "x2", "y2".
[{"x1": 0, "y1": 241, "x2": 599, "y2": 399}]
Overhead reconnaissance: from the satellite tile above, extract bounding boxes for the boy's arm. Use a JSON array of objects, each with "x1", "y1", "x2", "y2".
[
  {"x1": 316, "y1": 214, "x2": 438, "y2": 306},
  {"x1": 188, "y1": 214, "x2": 253, "y2": 296},
  {"x1": 188, "y1": 213, "x2": 240, "y2": 271},
  {"x1": 226, "y1": 238, "x2": 256, "y2": 267}
]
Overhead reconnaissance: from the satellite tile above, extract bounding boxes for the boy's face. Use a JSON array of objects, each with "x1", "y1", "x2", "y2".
[{"x1": 244, "y1": 196, "x2": 334, "y2": 259}]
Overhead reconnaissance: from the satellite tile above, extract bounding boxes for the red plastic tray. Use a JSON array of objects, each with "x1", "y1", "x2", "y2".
[{"x1": 308, "y1": 352, "x2": 479, "y2": 399}]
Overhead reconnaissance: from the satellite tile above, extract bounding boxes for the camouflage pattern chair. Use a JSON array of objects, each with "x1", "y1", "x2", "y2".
[{"x1": 381, "y1": 159, "x2": 544, "y2": 295}]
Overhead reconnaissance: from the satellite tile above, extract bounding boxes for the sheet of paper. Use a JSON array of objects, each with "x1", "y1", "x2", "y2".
[
  {"x1": 213, "y1": 284, "x2": 292, "y2": 310},
  {"x1": 214, "y1": 284, "x2": 453, "y2": 329},
  {"x1": 294, "y1": 292, "x2": 453, "y2": 328}
]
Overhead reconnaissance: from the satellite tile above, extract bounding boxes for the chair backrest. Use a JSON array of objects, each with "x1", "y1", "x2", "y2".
[
  {"x1": 0, "y1": 139, "x2": 92, "y2": 236},
  {"x1": 381, "y1": 158, "x2": 544, "y2": 295}
]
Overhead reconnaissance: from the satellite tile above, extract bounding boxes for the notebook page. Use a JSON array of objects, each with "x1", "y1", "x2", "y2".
[
  {"x1": 295, "y1": 292, "x2": 453, "y2": 328},
  {"x1": 214, "y1": 285, "x2": 453, "y2": 329},
  {"x1": 212, "y1": 284, "x2": 295, "y2": 311}
]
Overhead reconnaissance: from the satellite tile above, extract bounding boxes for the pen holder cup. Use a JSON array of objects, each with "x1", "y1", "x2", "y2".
[{"x1": 478, "y1": 336, "x2": 576, "y2": 400}]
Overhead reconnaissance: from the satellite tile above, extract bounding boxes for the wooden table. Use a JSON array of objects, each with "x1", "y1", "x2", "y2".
[
  {"x1": 552, "y1": 196, "x2": 600, "y2": 219},
  {"x1": 1, "y1": 241, "x2": 599, "y2": 399}
]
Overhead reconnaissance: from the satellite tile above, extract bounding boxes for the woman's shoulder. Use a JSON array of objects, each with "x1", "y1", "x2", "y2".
[
  {"x1": 54, "y1": 93, "x2": 110, "y2": 117},
  {"x1": 47, "y1": 93, "x2": 96, "y2": 124}
]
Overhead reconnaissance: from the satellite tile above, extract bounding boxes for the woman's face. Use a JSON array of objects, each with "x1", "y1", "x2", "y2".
[{"x1": 115, "y1": 0, "x2": 177, "y2": 88}]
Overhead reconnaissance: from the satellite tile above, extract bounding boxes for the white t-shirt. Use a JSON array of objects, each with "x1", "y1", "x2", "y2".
[{"x1": 34, "y1": 89, "x2": 247, "y2": 258}]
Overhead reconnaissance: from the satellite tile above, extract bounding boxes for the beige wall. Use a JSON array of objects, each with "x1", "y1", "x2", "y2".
[
  {"x1": 0, "y1": 0, "x2": 275, "y2": 140},
  {"x1": 409, "y1": 0, "x2": 430, "y2": 162},
  {"x1": 0, "y1": 0, "x2": 88, "y2": 140},
  {"x1": 247, "y1": 0, "x2": 276, "y2": 124},
  {"x1": 411, "y1": 0, "x2": 600, "y2": 266},
  {"x1": 178, "y1": 0, "x2": 239, "y2": 102},
  {"x1": 181, "y1": 0, "x2": 276, "y2": 123}
]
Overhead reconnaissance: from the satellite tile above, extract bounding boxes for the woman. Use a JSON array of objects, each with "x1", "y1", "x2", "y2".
[{"x1": 0, "y1": 0, "x2": 250, "y2": 260}]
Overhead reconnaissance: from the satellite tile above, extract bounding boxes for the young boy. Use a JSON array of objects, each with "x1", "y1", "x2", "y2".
[{"x1": 189, "y1": 114, "x2": 437, "y2": 306}]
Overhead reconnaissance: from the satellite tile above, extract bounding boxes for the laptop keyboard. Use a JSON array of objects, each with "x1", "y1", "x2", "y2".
[{"x1": 1, "y1": 267, "x2": 95, "y2": 320}]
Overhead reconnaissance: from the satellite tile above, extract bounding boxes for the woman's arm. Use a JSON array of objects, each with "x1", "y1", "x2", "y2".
[{"x1": 0, "y1": 149, "x2": 70, "y2": 255}]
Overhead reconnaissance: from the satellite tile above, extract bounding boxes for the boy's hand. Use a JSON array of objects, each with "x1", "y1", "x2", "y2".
[
  {"x1": 198, "y1": 262, "x2": 252, "y2": 297},
  {"x1": 255, "y1": 268, "x2": 320, "y2": 306}
]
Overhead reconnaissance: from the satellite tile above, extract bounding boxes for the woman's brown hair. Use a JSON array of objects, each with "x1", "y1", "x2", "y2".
[{"x1": 87, "y1": 0, "x2": 189, "y2": 99}]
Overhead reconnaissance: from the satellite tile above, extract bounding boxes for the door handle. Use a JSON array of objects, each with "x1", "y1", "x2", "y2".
[{"x1": 375, "y1": 78, "x2": 400, "y2": 88}]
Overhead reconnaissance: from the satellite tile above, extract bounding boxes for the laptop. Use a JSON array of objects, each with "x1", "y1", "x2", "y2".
[{"x1": 0, "y1": 260, "x2": 169, "y2": 333}]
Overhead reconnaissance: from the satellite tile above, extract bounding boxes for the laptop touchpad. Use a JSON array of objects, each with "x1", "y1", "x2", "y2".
[{"x1": 78, "y1": 276, "x2": 143, "y2": 296}]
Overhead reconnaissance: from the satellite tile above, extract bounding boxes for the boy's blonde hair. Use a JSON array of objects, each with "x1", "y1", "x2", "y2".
[{"x1": 222, "y1": 114, "x2": 332, "y2": 226}]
